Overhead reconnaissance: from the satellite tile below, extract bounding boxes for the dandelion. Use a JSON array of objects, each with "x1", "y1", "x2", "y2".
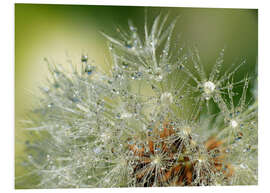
[{"x1": 16, "y1": 13, "x2": 258, "y2": 188}]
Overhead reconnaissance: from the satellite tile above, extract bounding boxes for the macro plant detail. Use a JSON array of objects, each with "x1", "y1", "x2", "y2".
[{"x1": 16, "y1": 13, "x2": 258, "y2": 188}]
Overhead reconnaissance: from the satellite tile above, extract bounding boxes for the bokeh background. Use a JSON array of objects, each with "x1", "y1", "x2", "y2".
[{"x1": 15, "y1": 4, "x2": 258, "y2": 188}]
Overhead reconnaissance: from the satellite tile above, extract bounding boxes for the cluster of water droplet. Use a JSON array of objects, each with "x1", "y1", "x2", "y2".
[{"x1": 18, "y1": 14, "x2": 258, "y2": 188}]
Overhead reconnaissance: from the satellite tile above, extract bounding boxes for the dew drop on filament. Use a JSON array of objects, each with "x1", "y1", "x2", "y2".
[
  {"x1": 81, "y1": 54, "x2": 88, "y2": 63},
  {"x1": 85, "y1": 65, "x2": 95, "y2": 75}
]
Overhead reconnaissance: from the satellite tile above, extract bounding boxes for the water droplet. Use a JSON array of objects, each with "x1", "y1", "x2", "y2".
[
  {"x1": 116, "y1": 113, "x2": 121, "y2": 119},
  {"x1": 240, "y1": 163, "x2": 248, "y2": 169},
  {"x1": 85, "y1": 64, "x2": 95, "y2": 75},
  {"x1": 93, "y1": 147, "x2": 101, "y2": 154},
  {"x1": 203, "y1": 81, "x2": 216, "y2": 94},
  {"x1": 122, "y1": 62, "x2": 129, "y2": 69},
  {"x1": 131, "y1": 73, "x2": 137, "y2": 80},
  {"x1": 151, "y1": 84, "x2": 156, "y2": 90},
  {"x1": 129, "y1": 25, "x2": 137, "y2": 32},
  {"x1": 198, "y1": 86, "x2": 203, "y2": 91},
  {"x1": 42, "y1": 87, "x2": 50, "y2": 93},
  {"x1": 162, "y1": 49, "x2": 168, "y2": 56},
  {"x1": 235, "y1": 132, "x2": 243, "y2": 141},
  {"x1": 112, "y1": 89, "x2": 119, "y2": 95},
  {"x1": 128, "y1": 140, "x2": 134, "y2": 145},
  {"x1": 69, "y1": 96, "x2": 79, "y2": 103},
  {"x1": 155, "y1": 147, "x2": 161, "y2": 153},
  {"x1": 47, "y1": 103, "x2": 53, "y2": 108},
  {"x1": 155, "y1": 75, "x2": 163, "y2": 81},
  {"x1": 243, "y1": 145, "x2": 251, "y2": 153},
  {"x1": 230, "y1": 119, "x2": 238, "y2": 128},
  {"x1": 109, "y1": 43, "x2": 113, "y2": 51},
  {"x1": 81, "y1": 55, "x2": 88, "y2": 63},
  {"x1": 125, "y1": 40, "x2": 133, "y2": 49}
]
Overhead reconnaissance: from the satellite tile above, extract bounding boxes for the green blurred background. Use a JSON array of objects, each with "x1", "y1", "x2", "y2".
[{"x1": 15, "y1": 4, "x2": 257, "y2": 188}]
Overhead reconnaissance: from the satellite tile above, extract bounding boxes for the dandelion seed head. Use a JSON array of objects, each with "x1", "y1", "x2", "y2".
[{"x1": 19, "y1": 14, "x2": 257, "y2": 188}]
